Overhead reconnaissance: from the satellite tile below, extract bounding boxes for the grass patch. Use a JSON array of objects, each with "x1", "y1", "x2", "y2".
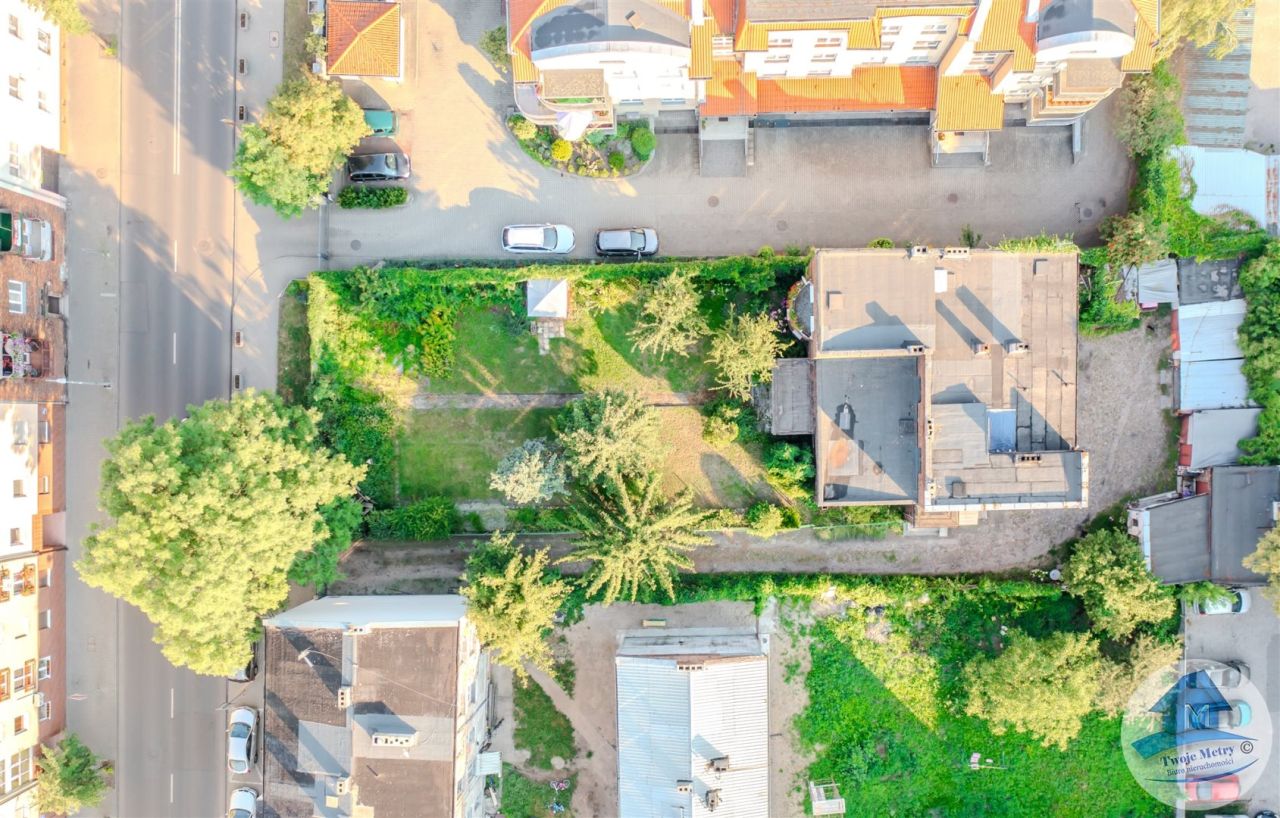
[
  {"x1": 658, "y1": 406, "x2": 777, "y2": 507},
  {"x1": 399, "y1": 408, "x2": 557, "y2": 500},
  {"x1": 513, "y1": 681, "x2": 577, "y2": 770},
  {"x1": 278, "y1": 280, "x2": 311, "y2": 406},
  {"x1": 499, "y1": 764, "x2": 577, "y2": 818},
  {"x1": 796, "y1": 600, "x2": 1165, "y2": 816},
  {"x1": 282, "y1": 0, "x2": 311, "y2": 81}
]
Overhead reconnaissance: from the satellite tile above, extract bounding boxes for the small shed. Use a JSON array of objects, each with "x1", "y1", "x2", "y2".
[
  {"x1": 1182, "y1": 408, "x2": 1261, "y2": 468},
  {"x1": 1174, "y1": 299, "x2": 1246, "y2": 362},
  {"x1": 1135, "y1": 259, "x2": 1178, "y2": 306},
  {"x1": 769, "y1": 359, "x2": 814, "y2": 436},
  {"x1": 526, "y1": 279, "x2": 569, "y2": 319},
  {"x1": 1178, "y1": 358, "x2": 1253, "y2": 412}
]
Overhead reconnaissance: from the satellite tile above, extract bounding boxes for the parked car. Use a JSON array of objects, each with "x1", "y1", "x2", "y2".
[
  {"x1": 502, "y1": 224, "x2": 575, "y2": 254},
  {"x1": 226, "y1": 707, "x2": 258, "y2": 774},
  {"x1": 1202, "y1": 660, "x2": 1251, "y2": 689},
  {"x1": 1184, "y1": 775, "x2": 1239, "y2": 802},
  {"x1": 347, "y1": 152, "x2": 410, "y2": 183},
  {"x1": 0, "y1": 209, "x2": 52, "y2": 261},
  {"x1": 227, "y1": 643, "x2": 258, "y2": 683},
  {"x1": 1194, "y1": 589, "x2": 1251, "y2": 615},
  {"x1": 362, "y1": 109, "x2": 397, "y2": 137},
  {"x1": 227, "y1": 787, "x2": 259, "y2": 818},
  {"x1": 594, "y1": 227, "x2": 659, "y2": 258},
  {"x1": 1201, "y1": 699, "x2": 1252, "y2": 729}
]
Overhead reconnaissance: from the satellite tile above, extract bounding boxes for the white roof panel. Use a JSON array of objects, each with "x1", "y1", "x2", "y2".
[
  {"x1": 527, "y1": 278, "x2": 569, "y2": 319},
  {"x1": 616, "y1": 656, "x2": 692, "y2": 818},
  {"x1": 1186, "y1": 408, "x2": 1262, "y2": 468},
  {"x1": 1176, "y1": 299, "x2": 1246, "y2": 362},
  {"x1": 690, "y1": 659, "x2": 769, "y2": 818},
  {"x1": 1170, "y1": 146, "x2": 1280, "y2": 233},
  {"x1": 1179, "y1": 358, "x2": 1254, "y2": 411},
  {"x1": 263, "y1": 595, "x2": 465, "y2": 629},
  {"x1": 1136, "y1": 258, "x2": 1178, "y2": 304}
]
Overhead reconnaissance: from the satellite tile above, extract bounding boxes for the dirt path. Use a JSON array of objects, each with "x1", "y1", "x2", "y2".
[{"x1": 411, "y1": 390, "x2": 712, "y2": 409}]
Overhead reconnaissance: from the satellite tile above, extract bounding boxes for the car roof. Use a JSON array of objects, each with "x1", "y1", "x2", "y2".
[
  {"x1": 349, "y1": 153, "x2": 401, "y2": 170},
  {"x1": 506, "y1": 226, "x2": 552, "y2": 247},
  {"x1": 598, "y1": 229, "x2": 640, "y2": 251}
]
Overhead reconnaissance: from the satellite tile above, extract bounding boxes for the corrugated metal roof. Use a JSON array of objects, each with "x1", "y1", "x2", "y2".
[
  {"x1": 1186, "y1": 408, "x2": 1261, "y2": 468},
  {"x1": 1136, "y1": 258, "x2": 1178, "y2": 304},
  {"x1": 1181, "y1": 5, "x2": 1254, "y2": 148},
  {"x1": 1175, "y1": 299, "x2": 1245, "y2": 362},
  {"x1": 1171, "y1": 146, "x2": 1280, "y2": 235},
  {"x1": 1178, "y1": 358, "x2": 1254, "y2": 411},
  {"x1": 616, "y1": 656, "x2": 692, "y2": 818},
  {"x1": 690, "y1": 660, "x2": 769, "y2": 818}
]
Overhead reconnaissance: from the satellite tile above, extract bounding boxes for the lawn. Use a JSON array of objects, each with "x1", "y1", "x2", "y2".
[
  {"x1": 277, "y1": 280, "x2": 310, "y2": 406},
  {"x1": 397, "y1": 405, "x2": 776, "y2": 506},
  {"x1": 398, "y1": 408, "x2": 558, "y2": 500},
  {"x1": 513, "y1": 681, "x2": 577, "y2": 770},
  {"x1": 499, "y1": 764, "x2": 577, "y2": 818},
  {"x1": 428, "y1": 281, "x2": 719, "y2": 396},
  {"x1": 281, "y1": 0, "x2": 311, "y2": 81},
  {"x1": 796, "y1": 593, "x2": 1168, "y2": 816}
]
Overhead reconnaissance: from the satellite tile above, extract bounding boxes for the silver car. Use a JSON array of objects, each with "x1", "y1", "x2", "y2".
[
  {"x1": 502, "y1": 224, "x2": 575, "y2": 254},
  {"x1": 227, "y1": 787, "x2": 259, "y2": 818},
  {"x1": 227, "y1": 707, "x2": 257, "y2": 774},
  {"x1": 595, "y1": 227, "x2": 659, "y2": 257}
]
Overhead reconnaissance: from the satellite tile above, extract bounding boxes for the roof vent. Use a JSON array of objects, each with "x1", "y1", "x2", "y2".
[
  {"x1": 676, "y1": 660, "x2": 705, "y2": 672},
  {"x1": 625, "y1": 10, "x2": 644, "y2": 28},
  {"x1": 971, "y1": 340, "x2": 991, "y2": 357},
  {"x1": 908, "y1": 244, "x2": 929, "y2": 258},
  {"x1": 943, "y1": 247, "x2": 971, "y2": 259},
  {"x1": 1016, "y1": 453, "x2": 1043, "y2": 464},
  {"x1": 1004, "y1": 340, "x2": 1030, "y2": 356},
  {"x1": 335, "y1": 776, "x2": 352, "y2": 795},
  {"x1": 705, "y1": 788, "x2": 722, "y2": 811},
  {"x1": 338, "y1": 686, "x2": 352, "y2": 709},
  {"x1": 372, "y1": 731, "x2": 420, "y2": 748},
  {"x1": 676, "y1": 780, "x2": 693, "y2": 793},
  {"x1": 345, "y1": 625, "x2": 371, "y2": 636},
  {"x1": 709, "y1": 756, "x2": 730, "y2": 772},
  {"x1": 903, "y1": 342, "x2": 926, "y2": 355}
]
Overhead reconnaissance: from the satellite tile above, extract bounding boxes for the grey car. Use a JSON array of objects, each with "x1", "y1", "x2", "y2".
[
  {"x1": 595, "y1": 227, "x2": 658, "y2": 257},
  {"x1": 347, "y1": 152, "x2": 410, "y2": 183}
]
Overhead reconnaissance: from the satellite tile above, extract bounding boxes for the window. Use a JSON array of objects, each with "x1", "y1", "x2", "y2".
[
  {"x1": 12, "y1": 664, "x2": 30, "y2": 694},
  {"x1": 881, "y1": 24, "x2": 901, "y2": 35},
  {"x1": 8, "y1": 529, "x2": 19, "y2": 546},
  {"x1": 861, "y1": 55, "x2": 889, "y2": 65},
  {"x1": 37, "y1": 30, "x2": 50, "y2": 54},
  {"x1": 913, "y1": 40, "x2": 942, "y2": 50},
  {"x1": 37, "y1": 421, "x2": 49, "y2": 444},
  {"x1": 712, "y1": 34, "x2": 733, "y2": 55},
  {"x1": 38, "y1": 657, "x2": 49, "y2": 680},
  {"x1": 812, "y1": 52, "x2": 838, "y2": 63},
  {"x1": 38, "y1": 700, "x2": 50, "y2": 721},
  {"x1": 38, "y1": 567, "x2": 50, "y2": 588},
  {"x1": 7, "y1": 281, "x2": 24, "y2": 314},
  {"x1": 12, "y1": 716, "x2": 24, "y2": 735},
  {"x1": 767, "y1": 35, "x2": 793, "y2": 47},
  {"x1": 807, "y1": 68, "x2": 833, "y2": 77},
  {"x1": 8, "y1": 747, "x2": 32, "y2": 792},
  {"x1": 38, "y1": 476, "x2": 49, "y2": 495},
  {"x1": 37, "y1": 91, "x2": 47, "y2": 112},
  {"x1": 7, "y1": 15, "x2": 18, "y2": 38},
  {"x1": 923, "y1": 23, "x2": 950, "y2": 33},
  {"x1": 39, "y1": 610, "x2": 51, "y2": 629},
  {"x1": 11, "y1": 480, "x2": 24, "y2": 498},
  {"x1": 7, "y1": 143, "x2": 18, "y2": 178},
  {"x1": 764, "y1": 53, "x2": 790, "y2": 63},
  {"x1": 7, "y1": 76, "x2": 19, "y2": 100},
  {"x1": 12, "y1": 421, "x2": 27, "y2": 445},
  {"x1": 815, "y1": 36, "x2": 842, "y2": 48},
  {"x1": 905, "y1": 55, "x2": 932, "y2": 64},
  {"x1": 0, "y1": 670, "x2": 9, "y2": 702}
]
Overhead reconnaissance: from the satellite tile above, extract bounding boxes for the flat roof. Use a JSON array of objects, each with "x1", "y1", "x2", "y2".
[
  {"x1": 1185, "y1": 408, "x2": 1261, "y2": 468},
  {"x1": 1177, "y1": 257, "x2": 1244, "y2": 305},
  {"x1": 1175, "y1": 299, "x2": 1246, "y2": 362},
  {"x1": 1208, "y1": 466, "x2": 1274, "y2": 585},
  {"x1": 1145, "y1": 493, "x2": 1213, "y2": 584},
  {"x1": 770, "y1": 358, "x2": 815, "y2": 435}
]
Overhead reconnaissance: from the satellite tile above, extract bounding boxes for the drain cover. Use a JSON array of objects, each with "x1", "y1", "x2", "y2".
[
  {"x1": 1082, "y1": 207, "x2": 1094, "y2": 218},
  {"x1": 197, "y1": 239, "x2": 213, "y2": 255},
  {"x1": 707, "y1": 196, "x2": 720, "y2": 208},
  {"x1": 946, "y1": 193, "x2": 959, "y2": 204},
  {"x1": 776, "y1": 220, "x2": 788, "y2": 232},
  {"x1": 350, "y1": 239, "x2": 362, "y2": 251}
]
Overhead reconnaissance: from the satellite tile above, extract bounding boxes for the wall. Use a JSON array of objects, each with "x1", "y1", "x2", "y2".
[
  {"x1": 0, "y1": 0, "x2": 60, "y2": 191},
  {"x1": 0, "y1": 185, "x2": 67, "y2": 407},
  {"x1": 534, "y1": 49, "x2": 697, "y2": 105},
  {"x1": 742, "y1": 18, "x2": 958, "y2": 78},
  {"x1": 452, "y1": 618, "x2": 490, "y2": 818}
]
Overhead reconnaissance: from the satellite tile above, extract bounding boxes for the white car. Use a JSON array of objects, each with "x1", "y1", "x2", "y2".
[
  {"x1": 501, "y1": 224, "x2": 575, "y2": 254},
  {"x1": 1203, "y1": 660, "x2": 1250, "y2": 689},
  {"x1": 1193, "y1": 588, "x2": 1250, "y2": 615},
  {"x1": 227, "y1": 787, "x2": 259, "y2": 818},
  {"x1": 227, "y1": 707, "x2": 258, "y2": 774}
]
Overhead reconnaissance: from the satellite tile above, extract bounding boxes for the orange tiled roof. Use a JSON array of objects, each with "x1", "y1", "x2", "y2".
[
  {"x1": 757, "y1": 66, "x2": 937, "y2": 113},
  {"x1": 1121, "y1": 1, "x2": 1156, "y2": 72},
  {"x1": 973, "y1": 0, "x2": 1036, "y2": 71},
  {"x1": 326, "y1": 1, "x2": 401, "y2": 77},
  {"x1": 935, "y1": 74, "x2": 1005, "y2": 131},
  {"x1": 691, "y1": 22, "x2": 714, "y2": 79},
  {"x1": 702, "y1": 59, "x2": 758, "y2": 116},
  {"x1": 708, "y1": 0, "x2": 734, "y2": 34}
]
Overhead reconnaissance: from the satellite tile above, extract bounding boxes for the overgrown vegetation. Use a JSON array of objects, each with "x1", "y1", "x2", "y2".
[
  {"x1": 1237, "y1": 243, "x2": 1280, "y2": 467},
  {"x1": 499, "y1": 765, "x2": 577, "y2": 818},
  {"x1": 336, "y1": 185, "x2": 408, "y2": 209}
]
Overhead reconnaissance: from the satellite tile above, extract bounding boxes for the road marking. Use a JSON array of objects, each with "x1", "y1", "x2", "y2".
[
  {"x1": 170, "y1": 687, "x2": 175, "y2": 718},
  {"x1": 172, "y1": 332, "x2": 178, "y2": 365},
  {"x1": 169, "y1": 773, "x2": 174, "y2": 803},
  {"x1": 172, "y1": 0, "x2": 182, "y2": 175}
]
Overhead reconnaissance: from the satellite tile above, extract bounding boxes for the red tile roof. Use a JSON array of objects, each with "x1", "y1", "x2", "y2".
[
  {"x1": 756, "y1": 66, "x2": 937, "y2": 114},
  {"x1": 326, "y1": 1, "x2": 401, "y2": 77}
]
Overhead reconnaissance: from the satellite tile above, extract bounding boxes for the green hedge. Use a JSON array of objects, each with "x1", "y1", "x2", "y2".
[
  {"x1": 368, "y1": 497, "x2": 460, "y2": 540},
  {"x1": 1238, "y1": 242, "x2": 1280, "y2": 463},
  {"x1": 337, "y1": 185, "x2": 409, "y2": 209}
]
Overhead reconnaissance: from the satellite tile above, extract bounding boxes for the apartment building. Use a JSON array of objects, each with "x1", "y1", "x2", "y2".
[
  {"x1": 1, "y1": 0, "x2": 61, "y2": 195},
  {"x1": 509, "y1": 0, "x2": 1157, "y2": 163}
]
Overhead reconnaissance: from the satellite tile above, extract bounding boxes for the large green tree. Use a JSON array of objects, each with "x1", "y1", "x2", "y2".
[
  {"x1": 629, "y1": 271, "x2": 708, "y2": 359},
  {"x1": 707, "y1": 312, "x2": 784, "y2": 401},
  {"x1": 230, "y1": 75, "x2": 369, "y2": 218},
  {"x1": 78, "y1": 391, "x2": 364, "y2": 676},
  {"x1": 963, "y1": 630, "x2": 1102, "y2": 750},
  {"x1": 554, "y1": 390, "x2": 663, "y2": 483},
  {"x1": 1158, "y1": 0, "x2": 1254, "y2": 59},
  {"x1": 22, "y1": 0, "x2": 90, "y2": 34},
  {"x1": 36, "y1": 734, "x2": 111, "y2": 815},
  {"x1": 1115, "y1": 65, "x2": 1185, "y2": 157},
  {"x1": 1244, "y1": 526, "x2": 1280, "y2": 609},
  {"x1": 1062, "y1": 528, "x2": 1176, "y2": 639},
  {"x1": 561, "y1": 473, "x2": 708, "y2": 605},
  {"x1": 1095, "y1": 634, "x2": 1183, "y2": 717},
  {"x1": 461, "y1": 532, "x2": 569, "y2": 682}
]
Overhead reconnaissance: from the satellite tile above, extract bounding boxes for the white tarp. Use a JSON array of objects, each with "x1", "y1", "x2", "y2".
[
  {"x1": 1137, "y1": 258, "x2": 1179, "y2": 304},
  {"x1": 555, "y1": 110, "x2": 592, "y2": 142},
  {"x1": 1186, "y1": 408, "x2": 1262, "y2": 468},
  {"x1": 1170, "y1": 146, "x2": 1280, "y2": 234},
  {"x1": 1176, "y1": 299, "x2": 1246, "y2": 362},
  {"x1": 1179, "y1": 358, "x2": 1255, "y2": 411}
]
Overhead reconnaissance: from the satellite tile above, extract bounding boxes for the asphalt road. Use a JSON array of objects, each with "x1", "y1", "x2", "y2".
[{"x1": 83, "y1": 0, "x2": 236, "y2": 815}]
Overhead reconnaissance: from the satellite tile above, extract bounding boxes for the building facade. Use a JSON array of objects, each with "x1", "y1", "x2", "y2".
[
  {"x1": 1, "y1": 0, "x2": 61, "y2": 194},
  {"x1": 509, "y1": 0, "x2": 1157, "y2": 162}
]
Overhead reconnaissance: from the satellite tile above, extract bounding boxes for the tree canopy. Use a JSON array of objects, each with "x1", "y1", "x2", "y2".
[
  {"x1": 229, "y1": 75, "x2": 369, "y2": 218},
  {"x1": 77, "y1": 391, "x2": 364, "y2": 676},
  {"x1": 963, "y1": 630, "x2": 1102, "y2": 750},
  {"x1": 1158, "y1": 0, "x2": 1255, "y2": 59},
  {"x1": 490, "y1": 438, "x2": 566, "y2": 506},
  {"x1": 1115, "y1": 64, "x2": 1185, "y2": 158},
  {"x1": 1062, "y1": 528, "x2": 1176, "y2": 639},
  {"x1": 707, "y1": 312, "x2": 784, "y2": 400},
  {"x1": 629, "y1": 271, "x2": 708, "y2": 359},
  {"x1": 36, "y1": 734, "x2": 111, "y2": 815},
  {"x1": 1244, "y1": 526, "x2": 1280, "y2": 609},
  {"x1": 461, "y1": 532, "x2": 569, "y2": 682},
  {"x1": 554, "y1": 390, "x2": 663, "y2": 483},
  {"x1": 1237, "y1": 243, "x2": 1280, "y2": 464},
  {"x1": 22, "y1": 0, "x2": 90, "y2": 34}
]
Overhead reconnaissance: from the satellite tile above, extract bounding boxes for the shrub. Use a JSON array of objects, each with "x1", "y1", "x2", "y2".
[
  {"x1": 510, "y1": 115, "x2": 538, "y2": 141},
  {"x1": 702, "y1": 403, "x2": 740, "y2": 448},
  {"x1": 630, "y1": 126, "x2": 656, "y2": 160},
  {"x1": 1102, "y1": 210, "x2": 1169, "y2": 270},
  {"x1": 585, "y1": 129, "x2": 610, "y2": 147},
  {"x1": 608, "y1": 151, "x2": 625, "y2": 171},
  {"x1": 1078, "y1": 261, "x2": 1140, "y2": 337},
  {"x1": 336, "y1": 185, "x2": 408, "y2": 209},
  {"x1": 867, "y1": 237, "x2": 895, "y2": 249},
  {"x1": 1116, "y1": 64, "x2": 1185, "y2": 157},
  {"x1": 489, "y1": 438, "x2": 566, "y2": 506},
  {"x1": 996, "y1": 232, "x2": 1079, "y2": 254},
  {"x1": 745, "y1": 502, "x2": 784, "y2": 538},
  {"x1": 550, "y1": 138, "x2": 573, "y2": 162},
  {"x1": 480, "y1": 26, "x2": 512, "y2": 73},
  {"x1": 960, "y1": 225, "x2": 983, "y2": 249},
  {"x1": 765, "y1": 442, "x2": 815, "y2": 500},
  {"x1": 757, "y1": 245, "x2": 775, "y2": 259},
  {"x1": 368, "y1": 497, "x2": 460, "y2": 541},
  {"x1": 708, "y1": 312, "x2": 785, "y2": 400}
]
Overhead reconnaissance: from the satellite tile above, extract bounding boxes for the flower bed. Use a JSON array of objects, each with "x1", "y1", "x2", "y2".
[{"x1": 507, "y1": 115, "x2": 654, "y2": 178}]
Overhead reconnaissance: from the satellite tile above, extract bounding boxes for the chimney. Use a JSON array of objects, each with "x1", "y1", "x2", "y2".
[{"x1": 626, "y1": 10, "x2": 644, "y2": 28}]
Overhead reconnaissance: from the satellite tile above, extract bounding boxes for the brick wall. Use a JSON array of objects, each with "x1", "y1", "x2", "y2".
[{"x1": 0, "y1": 185, "x2": 66, "y2": 405}]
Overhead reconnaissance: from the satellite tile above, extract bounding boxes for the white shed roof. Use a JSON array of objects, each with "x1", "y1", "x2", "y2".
[
  {"x1": 526, "y1": 278, "x2": 569, "y2": 319},
  {"x1": 262, "y1": 595, "x2": 466, "y2": 629},
  {"x1": 1186, "y1": 408, "x2": 1262, "y2": 468},
  {"x1": 1179, "y1": 358, "x2": 1254, "y2": 412},
  {"x1": 1176, "y1": 299, "x2": 1246, "y2": 362},
  {"x1": 616, "y1": 630, "x2": 769, "y2": 818},
  {"x1": 1169, "y1": 146, "x2": 1280, "y2": 234},
  {"x1": 1136, "y1": 258, "x2": 1178, "y2": 304}
]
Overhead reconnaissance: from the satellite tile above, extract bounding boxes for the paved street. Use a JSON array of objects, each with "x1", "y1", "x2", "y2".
[{"x1": 62, "y1": 0, "x2": 238, "y2": 814}]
